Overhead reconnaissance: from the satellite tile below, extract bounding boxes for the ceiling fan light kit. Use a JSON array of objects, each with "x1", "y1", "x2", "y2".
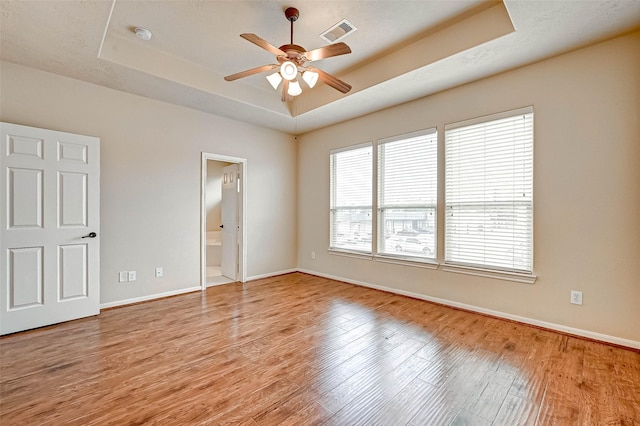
[
  {"x1": 280, "y1": 61, "x2": 298, "y2": 80},
  {"x1": 266, "y1": 72, "x2": 283, "y2": 90},
  {"x1": 302, "y1": 70, "x2": 318, "y2": 88},
  {"x1": 224, "y1": 6, "x2": 352, "y2": 101},
  {"x1": 288, "y1": 80, "x2": 302, "y2": 96}
]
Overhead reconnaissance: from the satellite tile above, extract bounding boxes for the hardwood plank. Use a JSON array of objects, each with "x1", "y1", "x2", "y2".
[
  {"x1": 493, "y1": 393, "x2": 539, "y2": 425},
  {"x1": 1, "y1": 272, "x2": 638, "y2": 425}
]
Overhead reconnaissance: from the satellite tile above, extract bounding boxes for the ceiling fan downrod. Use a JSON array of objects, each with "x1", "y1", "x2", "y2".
[{"x1": 285, "y1": 7, "x2": 299, "y2": 45}]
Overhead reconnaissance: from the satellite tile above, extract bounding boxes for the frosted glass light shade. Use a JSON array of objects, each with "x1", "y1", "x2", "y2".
[
  {"x1": 266, "y1": 72, "x2": 282, "y2": 90},
  {"x1": 302, "y1": 70, "x2": 318, "y2": 88},
  {"x1": 280, "y1": 61, "x2": 298, "y2": 81},
  {"x1": 287, "y1": 80, "x2": 302, "y2": 96}
]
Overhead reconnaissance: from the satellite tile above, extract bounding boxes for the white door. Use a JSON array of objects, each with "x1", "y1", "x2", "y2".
[
  {"x1": 221, "y1": 164, "x2": 238, "y2": 280},
  {"x1": 0, "y1": 123, "x2": 100, "y2": 335}
]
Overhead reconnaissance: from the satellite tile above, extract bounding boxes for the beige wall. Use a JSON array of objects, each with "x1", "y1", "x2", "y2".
[
  {"x1": 0, "y1": 62, "x2": 297, "y2": 304},
  {"x1": 297, "y1": 32, "x2": 640, "y2": 343}
]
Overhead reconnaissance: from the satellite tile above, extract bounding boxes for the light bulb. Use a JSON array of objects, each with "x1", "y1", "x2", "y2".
[
  {"x1": 280, "y1": 61, "x2": 298, "y2": 81},
  {"x1": 266, "y1": 72, "x2": 282, "y2": 90},
  {"x1": 287, "y1": 80, "x2": 302, "y2": 96},
  {"x1": 302, "y1": 70, "x2": 318, "y2": 88}
]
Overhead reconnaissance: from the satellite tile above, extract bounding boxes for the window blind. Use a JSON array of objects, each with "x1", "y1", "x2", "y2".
[
  {"x1": 378, "y1": 130, "x2": 437, "y2": 259},
  {"x1": 330, "y1": 143, "x2": 373, "y2": 253},
  {"x1": 445, "y1": 107, "x2": 533, "y2": 273}
]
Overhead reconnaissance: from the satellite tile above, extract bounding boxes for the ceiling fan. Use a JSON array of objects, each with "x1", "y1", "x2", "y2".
[{"x1": 224, "y1": 7, "x2": 352, "y2": 102}]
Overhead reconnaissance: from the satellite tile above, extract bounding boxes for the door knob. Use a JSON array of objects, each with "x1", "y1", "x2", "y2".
[
  {"x1": 82, "y1": 232, "x2": 97, "y2": 239},
  {"x1": 219, "y1": 224, "x2": 224, "y2": 228}
]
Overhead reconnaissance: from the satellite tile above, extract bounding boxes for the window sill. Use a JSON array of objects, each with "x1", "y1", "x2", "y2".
[
  {"x1": 375, "y1": 255, "x2": 439, "y2": 269},
  {"x1": 442, "y1": 263, "x2": 537, "y2": 284},
  {"x1": 327, "y1": 249, "x2": 373, "y2": 261}
]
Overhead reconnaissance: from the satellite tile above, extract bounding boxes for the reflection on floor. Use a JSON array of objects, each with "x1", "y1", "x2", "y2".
[{"x1": 206, "y1": 265, "x2": 234, "y2": 286}]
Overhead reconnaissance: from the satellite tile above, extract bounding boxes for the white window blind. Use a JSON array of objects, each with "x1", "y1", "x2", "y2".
[
  {"x1": 445, "y1": 107, "x2": 534, "y2": 273},
  {"x1": 330, "y1": 143, "x2": 373, "y2": 253},
  {"x1": 378, "y1": 129, "x2": 437, "y2": 259}
]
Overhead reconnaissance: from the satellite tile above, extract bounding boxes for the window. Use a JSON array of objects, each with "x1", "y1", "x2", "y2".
[
  {"x1": 378, "y1": 129, "x2": 437, "y2": 260},
  {"x1": 445, "y1": 107, "x2": 534, "y2": 273},
  {"x1": 330, "y1": 143, "x2": 373, "y2": 253}
]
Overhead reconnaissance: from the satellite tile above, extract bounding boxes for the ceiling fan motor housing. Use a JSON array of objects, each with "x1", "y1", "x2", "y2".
[
  {"x1": 285, "y1": 7, "x2": 299, "y2": 22},
  {"x1": 278, "y1": 44, "x2": 307, "y2": 64}
]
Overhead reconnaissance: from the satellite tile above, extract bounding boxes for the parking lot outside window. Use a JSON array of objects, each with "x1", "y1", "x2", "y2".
[
  {"x1": 377, "y1": 129, "x2": 438, "y2": 260},
  {"x1": 329, "y1": 143, "x2": 373, "y2": 254}
]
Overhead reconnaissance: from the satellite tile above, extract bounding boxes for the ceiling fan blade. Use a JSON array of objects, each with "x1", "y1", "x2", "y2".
[
  {"x1": 303, "y1": 42, "x2": 351, "y2": 62},
  {"x1": 311, "y1": 68, "x2": 352, "y2": 94},
  {"x1": 281, "y1": 80, "x2": 292, "y2": 102},
  {"x1": 224, "y1": 64, "x2": 278, "y2": 81},
  {"x1": 240, "y1": 33, "x2": 287, "y2": 57}
]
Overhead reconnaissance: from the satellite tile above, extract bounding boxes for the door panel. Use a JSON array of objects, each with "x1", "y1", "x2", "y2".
[
  {"x1": 1, "y1": 122, "x2": 100, "y2": 335},
  {"x1": 8, "y1": 247, "x2": 44, "y2": 308},
  {"x1": 8, "y1": 168, "x2": 43, "y2": 228},
  {"x1": 59, "y1": 244, "x2": 88, "y2": 300},
  {"x1": 221, "y1": 164, "x2": 238, "y2": 280},
  {"x1": 8, "y1": 134, "x2": 43, "y2": 159},
  {"x1": 58, "y1": 141, "x2": 88, "y2": 163},
  {"x1": 59, "y1": 171, "x2": 88, "y2": 227}
]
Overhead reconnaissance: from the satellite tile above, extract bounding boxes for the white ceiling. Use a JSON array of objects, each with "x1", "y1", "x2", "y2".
[{"x1": 1, "y1": 1, "x2": 639, "y2": 134}]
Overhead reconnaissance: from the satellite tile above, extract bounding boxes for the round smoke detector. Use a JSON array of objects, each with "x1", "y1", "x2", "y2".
[{"x1": 134, "y1": 27, "x2": 152, "y2": 41}]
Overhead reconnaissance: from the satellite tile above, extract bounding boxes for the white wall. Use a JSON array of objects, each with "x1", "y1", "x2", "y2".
[
  {"x1": 297, "y1": 32, "x2": 640, "y2": 344},
  {"x1": 0, "y1": 62, "x2": 297, "y2": 305}
]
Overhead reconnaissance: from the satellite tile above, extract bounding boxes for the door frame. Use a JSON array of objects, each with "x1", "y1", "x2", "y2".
[{"x1": 200, "y1": 152, "x2": 247, "y2": 289}]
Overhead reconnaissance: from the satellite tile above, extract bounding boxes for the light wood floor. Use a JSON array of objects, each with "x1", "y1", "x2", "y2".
[{"x1": 1, "y1": 272, "x2": 639, "y2": 425}]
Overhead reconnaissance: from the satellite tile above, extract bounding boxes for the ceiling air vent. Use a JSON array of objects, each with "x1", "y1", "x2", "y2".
[{"x1": 320, "y1": 19, "x2": 357, "y2": 44}]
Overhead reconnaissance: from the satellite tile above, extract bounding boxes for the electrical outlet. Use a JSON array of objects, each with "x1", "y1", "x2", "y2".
[
  {"x1": 118, "y1": 271, "x2": 128, "y2": 282},
  {"x1": 570, "y1": 290, "x2": 583, "y2": 305},
  {"x1": 311, "y1": 251, "x2": 316, "y2": 259},
  {"x1": 155, "y1": 267, "x2": 163, "y2": 278},
  {"x1": 128, "y1": 271, "x2": 137, "y2": 282}
]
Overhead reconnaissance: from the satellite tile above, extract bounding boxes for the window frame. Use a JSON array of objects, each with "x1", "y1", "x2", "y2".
[
  {"x1": 329, "y1": 142, "x2": 374, "y2": 256},
  {"x1": 375, "y1": 128, "x2": 438, "y2": 264},
  {"x1": 443, "y1": 106, "x2": 536, "y2": 282},
  {"x1": 326, "y1": 109, "x2": 537, "y2": 284}
]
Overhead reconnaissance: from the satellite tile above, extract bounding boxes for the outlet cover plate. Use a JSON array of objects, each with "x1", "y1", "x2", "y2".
[
  {"x1": 570, "y1": 290, "x2": 583, "y2": 305},
  {"x1": 128, "y1": 271, "x2": 137, "y2": 281}
]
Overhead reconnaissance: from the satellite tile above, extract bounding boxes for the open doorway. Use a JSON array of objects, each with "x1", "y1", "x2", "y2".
[{"x1": 201, "y1": 153, "x2": 247, "y2": 289}]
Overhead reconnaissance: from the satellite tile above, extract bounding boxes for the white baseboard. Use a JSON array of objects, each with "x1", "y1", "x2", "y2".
[
  {"x1": 100, "y1": 285, "x2": 201, "y2": 310},
  {"x1": 100, "y1": 268, "x2": 298, "y2": 310},
  {"x1": 297, "y1": 268, "x2": 640, "y2": 350},
  {"x1": 246, "y1": 268, "x2": 298, "y2": 282}
]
